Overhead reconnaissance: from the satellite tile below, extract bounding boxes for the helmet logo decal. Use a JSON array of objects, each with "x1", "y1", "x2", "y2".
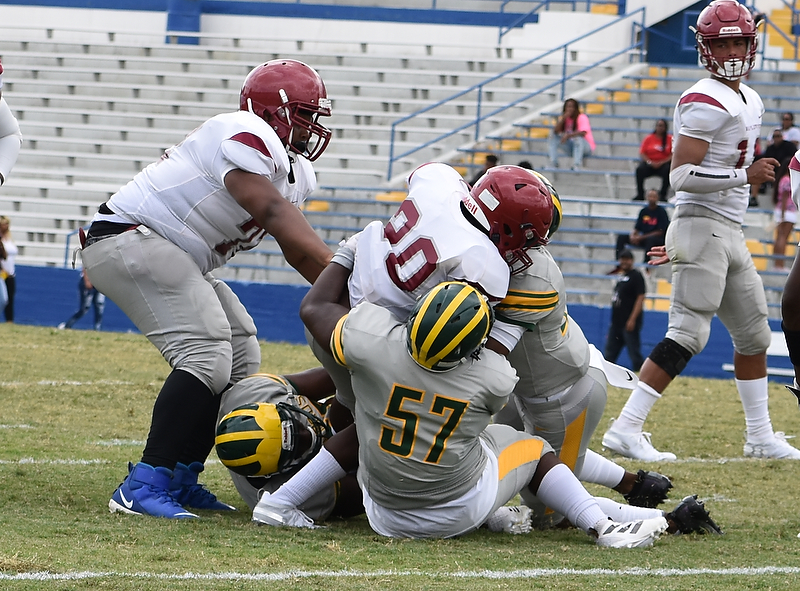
[
  {"x1": 318, "y1": 97, "x2": 332, "y2": 109},
  {"x1": 462, "y1": 194, "x2": 490, "y2": 231},
  {"x1": 719, "y1": 26, "x2": 743, "y2": 35},
  {"x1": 279, "y1": 88, "x2": 289, "y2": 104},
  {"x1": 478, "y1": 188, "x2": 500, "y2": 210}
]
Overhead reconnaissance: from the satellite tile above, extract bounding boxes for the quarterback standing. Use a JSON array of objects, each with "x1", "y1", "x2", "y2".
[
  {"x1": 82, "y1": 59, "x2": 336, "y2": 518},
  {"x1": 603, "y1": 1, "x2": 800, "y2": 461}
]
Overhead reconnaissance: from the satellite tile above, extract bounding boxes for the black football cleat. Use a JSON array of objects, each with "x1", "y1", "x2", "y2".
[
  {"x1": 786, "y1": 384, "x2": 800, "y2": 408},
  {"x1": 624, "y1": 470, "x2": 673, "y2": 508},
  {"x1": 666, "y1": 495, "x2": 723, "y2": 535}
]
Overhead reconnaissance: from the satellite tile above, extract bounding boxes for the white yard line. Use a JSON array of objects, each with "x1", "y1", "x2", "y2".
[{"x1": 2, "y1": 567, "x2": 800, "y2": 581}]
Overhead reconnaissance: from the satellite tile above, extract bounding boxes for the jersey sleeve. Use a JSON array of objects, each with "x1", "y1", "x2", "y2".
[
  {"x1": 493, "y1": 282, "x2": 560, "y2": 330},
  {"x1": 219, "y1": 131, "x2": 280, "y2": 182},
  {"x1": 675, "y1": 94, "x2": 730, "y2": 144},
  {"x1": 790, "y1": 150, "x2": 800, "y2": 209},
  {"x1": 329, "y1": 314, "x2": 350, "y2": 368}
]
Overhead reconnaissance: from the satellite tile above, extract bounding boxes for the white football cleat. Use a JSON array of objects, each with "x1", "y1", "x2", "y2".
[
  {"x1": 252, "y1": 492, "x2": 320, "y2": 529},
  {"x1": 485, "y1": 505, "x2": 533, "y2": 535},
  {"x1": 743, "y1": 432, "x2": 800, "y2": 460},
  {"x1": 602, "y1": 419, "x2": 677, "y2": 462},
  {"x1": 592, "y1": 516, "x2": 668, "y2": 548}
]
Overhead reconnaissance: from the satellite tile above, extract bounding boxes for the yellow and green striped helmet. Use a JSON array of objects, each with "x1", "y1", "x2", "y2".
[{"x1": 406, "y1": 282, "x2": 494, "y2": 372}]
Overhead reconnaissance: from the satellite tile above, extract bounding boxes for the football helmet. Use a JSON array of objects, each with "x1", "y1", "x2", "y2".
[
  {"x1": 462, "y1": 165, "x2": 555, "y2": 274},
  {"x1": 692, "y1": 0, "x2": 758, "y2": 81},
  {"x1": 406, "y1": 281, "x2": 494, "y2": 372},
  {"x1": 215, "y1": 401, "x2": 331, "y2": 477},
  {"x1": 239, "y1": 59, "x2": 332, "y2": 161},
  {"x1": 530, "y1": 169, "x2": 562, "y2": 239}
]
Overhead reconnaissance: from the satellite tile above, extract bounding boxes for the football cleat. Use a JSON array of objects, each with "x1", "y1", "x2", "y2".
[
  {"x1": 602, "y1": 419, "x2": 677, "y2": 462},
  {"x1": 786, "y1": 383, "x2": 800, "y2": 408},
  {"x1": 666, "y1": 495, "x2": 723, "y2": 535},
  {"x1": 252, "y1": 491, "x2": 320, "y2": 529},
  {"x1": 624, "y1": 470, "x2": 673, "y2": 508},
  {"x1": 743, "y1": 432, "x2": 800, "y2": 459},
  {"x1": 485, "y1": 506, "x2": 533, "y2": 535},
  {"x1": 170, "y1": 462, "x2": 236, "y2": 511},
  {"x1": 592, "y1": 516, "x2": 669, "y2": 548},
  {"x1": 109, "y1": 462, "x2": 197, "y2": 519}
]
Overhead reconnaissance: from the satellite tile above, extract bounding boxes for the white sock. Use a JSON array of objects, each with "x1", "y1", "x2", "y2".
[
  {"x1": 736, "y1": 377, "x2": 773, "y2": 444},
  {"x1": 613, "y1": 382, "x2": 661, "y2": 433},
  {"x1": 577, "y1": 449, "x2": 626, "y2": 488},
  {"x1": 535, "y1": 463, "x2": 606, "y2": 533},
  {"x1": 269, "y1": 447, "x2": 346, "y2": 507},
  {"x1": 592, "y1": 496, "x2": 663, "y2": 523}
]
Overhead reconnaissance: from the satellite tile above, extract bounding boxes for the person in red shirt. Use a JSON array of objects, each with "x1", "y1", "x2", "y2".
[{"x1": 634, "y1": 119, "x2": 672, "y2": 201}]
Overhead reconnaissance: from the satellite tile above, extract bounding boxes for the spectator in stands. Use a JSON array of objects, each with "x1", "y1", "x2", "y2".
[
  {"x1": 634, "y1": 119, "x2": 672, "y2": 202},
  {"x1": 548, "y1": 98, "x2": 595, "y2": 170},
  {"x1": 776, "y1": 112, "x2": 800, "y2": 147},
  {"x1": 0, "y1": 58, "x2": 23, "y2": 187},
  {"x1": 58, "y1": 268, "x2": 106, "y2": 331},
  {"x1": 749, "y1": 128, "x2": 797, "y2": 206},
  {"x1": 0, "y1": 215, "x2": 16, "y2": 322},
  {"x1": 469, "y1": 153, "x2": 498, "y2": 185},
  {"x1": 772, "y1": 156, "x2": 796, "y2": 272},
  {"x1": 615, "y1": 190, "x2": 670, "y2": 264},
  {"x1": 604, "y1": 250, "x2": 646, "y2": 372},
  {"x1": 517, "y1": 160, "x2": 533, "y2": 169}
]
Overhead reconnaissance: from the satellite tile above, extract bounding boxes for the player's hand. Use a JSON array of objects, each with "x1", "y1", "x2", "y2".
[
  {"x1": 746, "y1": 157, "x2": 779, "y2": 185},
  {"x1": 647, "y1": 245, "x2": 669, "y2": 266}
]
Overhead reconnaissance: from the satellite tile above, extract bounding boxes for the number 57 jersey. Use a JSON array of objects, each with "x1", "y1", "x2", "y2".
[{"x1": 349, "y1": 162, "x2": 510, "y2": 319}]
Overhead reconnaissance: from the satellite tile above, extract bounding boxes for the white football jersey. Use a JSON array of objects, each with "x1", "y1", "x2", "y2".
[
  {"x1": 92, "y1": 110, "x2": 315, "y2": 274},
  {"x1": 672, "y1": 78, "x2": 764, "y2": 223},
  {"x1": 0, "y1": 97, "x2": 21, "y2": 184},
  {"x1": 348, "y1": 162, "x2": 510, "y2": 319},
  {"x1": 789, "y1": 148, "x2": 800, "y2": 209}
]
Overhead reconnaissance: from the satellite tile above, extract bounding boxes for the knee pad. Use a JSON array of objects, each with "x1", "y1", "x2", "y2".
[{"x1": 648, "y1": 338, "x2": 693, "y2": 378}]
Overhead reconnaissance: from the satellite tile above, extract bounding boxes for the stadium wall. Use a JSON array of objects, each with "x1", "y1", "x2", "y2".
[{"x1": 13, "y1": 265, "x2": 792, "y2": 382}]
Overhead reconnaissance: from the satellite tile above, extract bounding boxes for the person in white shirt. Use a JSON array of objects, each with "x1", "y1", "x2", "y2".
[
  {"x1": 603, "y1": 1, "x2": 800, "y2": 462},
  {"x1": 82, "y1": 59, "x2": 337, "y2": 519}
]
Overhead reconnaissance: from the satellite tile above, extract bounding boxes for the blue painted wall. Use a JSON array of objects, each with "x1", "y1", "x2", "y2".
[{"x1": 12, "y1": 265, "x2": 792, "y2": 382}]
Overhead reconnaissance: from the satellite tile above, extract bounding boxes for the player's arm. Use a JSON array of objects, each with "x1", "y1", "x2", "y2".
[
  {"x1": 670, "y1": 134, "x2": 778, "y2": 192},
  {"x1": 299, "y1": 261, "x2": 351, "y2": 356},
  {"x1": 224, "y1": 168, "x2": 332, "y2": 284}
]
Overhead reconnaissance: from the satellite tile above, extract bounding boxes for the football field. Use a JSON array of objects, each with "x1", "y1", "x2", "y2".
[{"x1": 1, "y1": 323, "x2": 800, "y2": 591}]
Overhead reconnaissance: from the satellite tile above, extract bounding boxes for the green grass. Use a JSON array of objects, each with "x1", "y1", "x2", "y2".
[{"x1": 2, "y1": 323, "x2": 800, "y2": 590}]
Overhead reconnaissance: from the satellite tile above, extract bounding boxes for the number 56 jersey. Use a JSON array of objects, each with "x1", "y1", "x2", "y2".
[{"x1": 348, "y1": 163, "x2": 510, "y2": 319}]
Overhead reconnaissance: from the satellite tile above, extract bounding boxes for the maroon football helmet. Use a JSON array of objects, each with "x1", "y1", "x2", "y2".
[
  {"x1": 692, "y1": 0, "x2": 758, "y2": 81},
  {"x1": 240, "y1": 59, "x2": 332, "y2": 161},
  {"x1": 462, "y1": 165, "x2": 554, "y2": 274}
]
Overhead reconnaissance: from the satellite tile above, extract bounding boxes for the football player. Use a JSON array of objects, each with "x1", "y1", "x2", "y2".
[
  {"x1": 259, "y1": 274, "x2": 671, "y2": 546},
  {"x1": 781, "y1": 150, "x2": 800, "y2": 407},
  {"x1": 603, "y1": 0, "x2": 800, "y2": 461},
  {"x1": 0, "y1": 59, "x2": 22, "y2": 187},
  {"x1": 214, "y1": 368, "x2": 362, "y2": 520},
  {"x1": 83, "y1": 59, "x2": 337, "y2": 518},
  {"x1": 484, "y1": 170, "x2": 674, "y2": 523}
]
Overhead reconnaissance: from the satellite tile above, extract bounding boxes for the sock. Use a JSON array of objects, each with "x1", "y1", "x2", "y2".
[
  {"x1": 593, "y1": 496, "x2": 663, "y2": 523},
  {"x1": 736, "y1": 377, "x2": 773, "y2": 444},
  {"x1": 577, "y1": 449, "x2": 626, "y2": 488},
  {"x1": 613, "y1": 382, "x2": 661, "y2": 433},
  {"x1": 179, "y1": 387, "x2": 223, "y2": 465},
  {"x1": 141, "y1": 369, "x2": 214, "y2": 470},
  {"x1": 534, "y1": 463, "x2": 606, "y2": 533},
  {"x1": 270, "y1": 447, "x2": 346, "y2": 507}
]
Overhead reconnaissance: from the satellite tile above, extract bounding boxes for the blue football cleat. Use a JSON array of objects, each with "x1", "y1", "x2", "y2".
[
  {"x1": 170, "y1": 462, "x2": 236, "y2": 511},
  {"x1": 109, "y1": 462, "x2": 198, "y2": 519}
]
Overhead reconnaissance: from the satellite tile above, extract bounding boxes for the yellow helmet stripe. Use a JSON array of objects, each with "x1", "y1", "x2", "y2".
[
  {"x1": 420, "y1": 284, "x2": 474, "y2": 367},
  {"x1": 410, "y1": 282, "x2": 445, "y2": 362}
]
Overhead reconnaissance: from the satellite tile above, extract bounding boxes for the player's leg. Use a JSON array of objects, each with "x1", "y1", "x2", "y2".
[
  {"x1": 781, "y1": 237, "x2": 800, "y2": 394},
  {"x1": 84, "y1": 230, "x2": 235, "y2": 517},
  {"x1": 604, "y1": 212, "x2": 722, "y2": 461},
  {"x1": 719, "y1": 238, "x2": 800, "y2": 459}
]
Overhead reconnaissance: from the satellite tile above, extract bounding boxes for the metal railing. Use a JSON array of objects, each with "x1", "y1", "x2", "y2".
[{"x1": 386, "y1": 7, "x2": 646, "y2": 181}]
